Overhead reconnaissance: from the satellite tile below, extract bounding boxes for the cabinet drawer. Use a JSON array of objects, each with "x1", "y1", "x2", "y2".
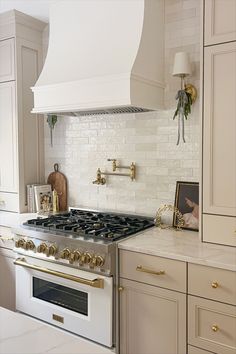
[
  {"x1": 119, "y1": 250, "x2": 186, "y2": 292},
  {"x1": 188, "y1": 345, "x2": 213, "y2": 354},
  {"x1": 0, "y1": 192, "x2": 19, "y2": 212},
  {"x1": 188, "y1": 296, "x2": 236, "y2": 354},
  {"x1": 188, "y1": 263, "x2": 236, "y2": 305},
  {"x1": 0, "y1": 38, "x2": 15, "y2": 82},
  {"x1": 203, "y1": 214, "x2": 236, "y2": 247}
]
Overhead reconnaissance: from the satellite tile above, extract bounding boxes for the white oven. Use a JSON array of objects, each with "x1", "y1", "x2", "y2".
[{"x1": 14, "y1": 256, "x2": 113, "y2": 347}]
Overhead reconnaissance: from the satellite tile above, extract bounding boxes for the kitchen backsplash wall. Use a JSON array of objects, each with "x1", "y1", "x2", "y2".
[{"x1": 44, "y1": 0, "x2": 200, "y2": 217}]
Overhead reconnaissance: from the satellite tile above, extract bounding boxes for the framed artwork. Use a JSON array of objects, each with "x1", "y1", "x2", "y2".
[{"x1": 173, "y1": 181, "x2": 199, "y2": 231}]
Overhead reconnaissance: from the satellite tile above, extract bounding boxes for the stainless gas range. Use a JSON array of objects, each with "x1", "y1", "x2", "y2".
[{"x1": 12, "y1": 208, "x2": 154, "y2": 348}]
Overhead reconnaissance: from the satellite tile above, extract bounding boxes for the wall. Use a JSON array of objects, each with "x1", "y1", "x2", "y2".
[{"x1": 44, "y1": 0, "x2": 200, "y2": 217}]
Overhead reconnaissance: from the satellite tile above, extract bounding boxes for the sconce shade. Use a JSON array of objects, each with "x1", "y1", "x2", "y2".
[{"x1": 172, "y1": 52, "x2": 191, "y2": 77}]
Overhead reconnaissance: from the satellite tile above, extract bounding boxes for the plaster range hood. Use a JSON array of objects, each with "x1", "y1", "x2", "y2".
[{"x1": 32, "y1": 0, "x2": 165, "y2": 117}]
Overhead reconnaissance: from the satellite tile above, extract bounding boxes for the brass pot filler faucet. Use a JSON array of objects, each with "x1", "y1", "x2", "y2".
[{"x1": 92, "y1": 159, "x2": 136, "y2": 185}]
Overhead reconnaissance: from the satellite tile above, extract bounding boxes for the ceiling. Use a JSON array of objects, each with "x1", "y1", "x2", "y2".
[{"x1": 0, "y1": 0, "x2": 51, "y2": 22}]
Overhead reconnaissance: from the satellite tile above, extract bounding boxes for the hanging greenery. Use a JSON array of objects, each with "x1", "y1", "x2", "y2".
[{"x1": 173, "y1": 89, "x2": 192, "y2": 121}]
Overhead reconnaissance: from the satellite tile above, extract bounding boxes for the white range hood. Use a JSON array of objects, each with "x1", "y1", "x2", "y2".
[{"x1": 32, "y1": 0, "x2": 164, "y2": 116}]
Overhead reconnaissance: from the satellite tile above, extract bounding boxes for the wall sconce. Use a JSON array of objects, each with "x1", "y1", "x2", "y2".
[{"x1": 172, "y1": 52, "x2": 197, "y2": 145}]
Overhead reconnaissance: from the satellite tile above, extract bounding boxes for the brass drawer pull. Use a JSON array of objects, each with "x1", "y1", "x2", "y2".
[
  {"x1": 14, "y1": 257, "x2": 104, "y2": 288},
  {"x1": 211, "y1": 325, "x2": 219, "y2": 332},
  {"x1": 118, "y1": 286, "x2": 124, "y2": 292},
  {"x1": 211, "y1": 281, "x2": 219, "y2": 289},
  {"x1": 136, "y1": 265, "x2": 165, "y2": 275}
]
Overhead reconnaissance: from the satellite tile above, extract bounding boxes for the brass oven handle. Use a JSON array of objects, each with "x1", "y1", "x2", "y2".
[
  {"x1": 14, "y1": 257, "x2": 104, "y2": 289},
  {"x1": 136, "y1": 265, "x2": 165, "y2": 275}
]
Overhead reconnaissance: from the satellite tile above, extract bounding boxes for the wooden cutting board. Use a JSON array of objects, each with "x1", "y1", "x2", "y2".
[{"x1": 47, "y1": 163, "x2": 67, "y2": 212}]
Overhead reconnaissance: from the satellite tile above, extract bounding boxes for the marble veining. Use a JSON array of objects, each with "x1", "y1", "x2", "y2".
[
  {"x1": 118, "y1": 227, "x2": 236, "y2": 271},
  {"x1": 0, "y1": 307, "x2": 114, "y2": 354}
]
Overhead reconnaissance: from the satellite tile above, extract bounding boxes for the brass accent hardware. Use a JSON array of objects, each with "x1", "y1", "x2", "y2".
[
  {"x1": 69, "y1": 250, "x2": 81, "y2": 264},
  {"x1": 60, "y1": 248, "x2": 71, "y2": 260},
  {"x1": 14, "y1": 257, "x2": 104, "y2": 288},
  {"x1": 16, "y1": 238, "x2": 26, "y2": 248},
  {"x1": 211, "y1": 325, "x2": 219, "y2": 332},
  {"x1": 93, "y1": 160, "x2": 136, "y2": 185},
  {"x1": 52, "y1": 314, "x2": 64, "y2": 324},
  {"x1": 37, "y1": 242, "x2": 47, "y2": 253},
  {"x1": 96, "y1": 255, "x2": 105, "y2": 267},
  {"x1": 118, "y1": 286, "x2": 124, "y2": 292},
  {"x1": 79, "y1": 253, "x2": 86, "y2": 265},
  {"x1": 46, "y1": 245, "x2": 57, "y2": 257},
  {"x1": 136, "y1": 265, "x2": 165, "y2": 276},
  {"x1": 155, "y1": 204, "x2": 184, "y2": 230},
  {"x1": 91, "y1": 255, "x2": 105, "y2": 267},
  {"x1": 211, "y1": 281, "x2": 219, "y2": 289},
  {"x1": 92, "y1": 168, "x2": 106, "y2": 185},
  {"x1": 84, "y1": 252, "x2": 92, "y2": 264},
  {"x1": 185, "y1": 83, "x2": 197, "y2": 103},
  {"x1": 24, "y1": 240, "x2": 35, "y2": 251}
]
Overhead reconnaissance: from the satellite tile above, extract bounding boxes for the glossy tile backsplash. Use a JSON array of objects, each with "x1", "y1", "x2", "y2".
[{"x1": 44, "y1": 0, "x2": 200, "y2": 216}]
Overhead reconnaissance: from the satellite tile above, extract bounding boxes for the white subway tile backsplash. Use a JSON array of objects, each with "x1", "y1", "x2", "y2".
[{"x1": 44, "y1": 0, "x2": 200, "y2": 217}]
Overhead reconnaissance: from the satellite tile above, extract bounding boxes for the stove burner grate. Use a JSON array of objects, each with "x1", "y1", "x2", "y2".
[{"x1": 24, "y1": 209, "x2": 154, "y2": 241}]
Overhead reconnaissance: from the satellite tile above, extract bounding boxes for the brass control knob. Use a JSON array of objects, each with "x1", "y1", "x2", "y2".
[
  {"x1": 24, "y1": 240, "x2": 35, "y2": 251},
  {"x1": 79, "y1": 253, "x2": 86, "y2": 265},
  {"x1": 46, "y1": 245, "x2": 57, "y2": 257},
  {"x1": 37, "y1": 242, "x2": 47, "y2": 253},
  {"x1": 69, "y1": 250, "x2": 81, "y2": 264},
  {"x1": 15, "y1": 239, "x2": 25, "y2": 248},
  {"x1": 91, "y1": 255, "x2": 105, "y2": 267},
  {"x1": 84, "y1": 252, "x2": 92, "y2": 264},
  {"x1": 96, "y1": 255, "x2": 105, "y2": 267},
  {"x1": 60, "y1": 248, "x2": 71, "y2": 260}
]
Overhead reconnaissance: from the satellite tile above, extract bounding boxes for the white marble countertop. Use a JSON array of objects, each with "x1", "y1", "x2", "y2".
[
  {"x1": 0, "y1": 211, "x2": 37, "y2": 228},
  {"x1": 0, "y1": 307, "x2": 115, "y2": 354},
  {"x1": 118, "y1": 227, "x2": 236, "y2": 271}
]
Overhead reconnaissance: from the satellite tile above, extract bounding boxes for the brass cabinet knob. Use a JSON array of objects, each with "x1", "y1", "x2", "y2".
[
  {"x1": 46, "y1": 245, "x2": 57, "y2": 257},
  {"x1": 118, "y1": 286, "x2": 124, "y2": 292},
  {"x1": 60, "y1": 248, "x2": 71, "y2": 260},
  {"x1": 24, "y1": 240, "x2": 35, "y2": 251},
  {"x1": 37, "y1": 242, "x2": 47, "y2": 253},
  {"x1": 211, "y1": 325, "x2": 219, "y2": 332},
  {"x1": 211, "y1": 281, "x2": 219, "y2": 289}
]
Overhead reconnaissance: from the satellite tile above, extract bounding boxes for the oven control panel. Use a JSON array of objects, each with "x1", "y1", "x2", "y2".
[{"x1": 14, "y1": 237, "x2": 108, "y2": 273}]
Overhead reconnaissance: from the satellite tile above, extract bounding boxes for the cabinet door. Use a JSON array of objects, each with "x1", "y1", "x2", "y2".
[
  {"x1": 0, "y1": 38, "x2": 15, "y2": 82},
  {"x1": 203, "y1": 41, "x2": 236, "y2": 217},
  {"x1": 119, "y1": 278, "x2": 186, "y2": 354},
  {"x1": 0, "y1": 81, "x2": 18, "y2": 193},
  {"x1": 204, "y1": 0, "x2": 236, "y2": 45},
  {"x1": 0, "y1": 249, "x2": 16, "y2": 311}
]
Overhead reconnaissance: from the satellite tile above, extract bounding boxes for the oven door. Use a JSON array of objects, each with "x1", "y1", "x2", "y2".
[{"x1": 14, "y1": 256, "x2": 113, "y2": 347}]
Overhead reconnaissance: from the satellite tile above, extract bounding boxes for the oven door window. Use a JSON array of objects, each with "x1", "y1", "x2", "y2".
[{"x1": 33, "y1": 277, "x2": 88, "y2": 316}]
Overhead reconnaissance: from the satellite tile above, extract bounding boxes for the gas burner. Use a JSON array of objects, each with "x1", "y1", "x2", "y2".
[{"x1": 23, "y1": 209, "x2": 154, "y2": 242}]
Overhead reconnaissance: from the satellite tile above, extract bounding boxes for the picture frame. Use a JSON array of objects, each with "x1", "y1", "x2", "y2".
[{"x1": 173, "y1": 181, "x2": 199, "y2": 231}]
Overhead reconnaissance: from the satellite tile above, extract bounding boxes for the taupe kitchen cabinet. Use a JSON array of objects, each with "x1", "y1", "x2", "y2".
[
  {"x1": 0, "y1": 10, "x2": 45, "y2": 212},
  {"x1": 0, "y1": 226, "x2": 15, "y2": 311},
  {"x1": 0, "y1": 249, "x2": 15, "y2": 311},
  {"x1": 188, "y1": 263, "x2": 236, "y2": 354},
  {"x1": 119, "y1": 250, "x2": 186, "y2": 354},
  {"x1": 188, "y1": 346, "x2": 213, "y2": 354},
  {"x1": 204, "y1": 0, "x2": 236, "y2": 45},
  {"x1": 202, "y1": 35, "x2": 236, "y2": 246}
]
